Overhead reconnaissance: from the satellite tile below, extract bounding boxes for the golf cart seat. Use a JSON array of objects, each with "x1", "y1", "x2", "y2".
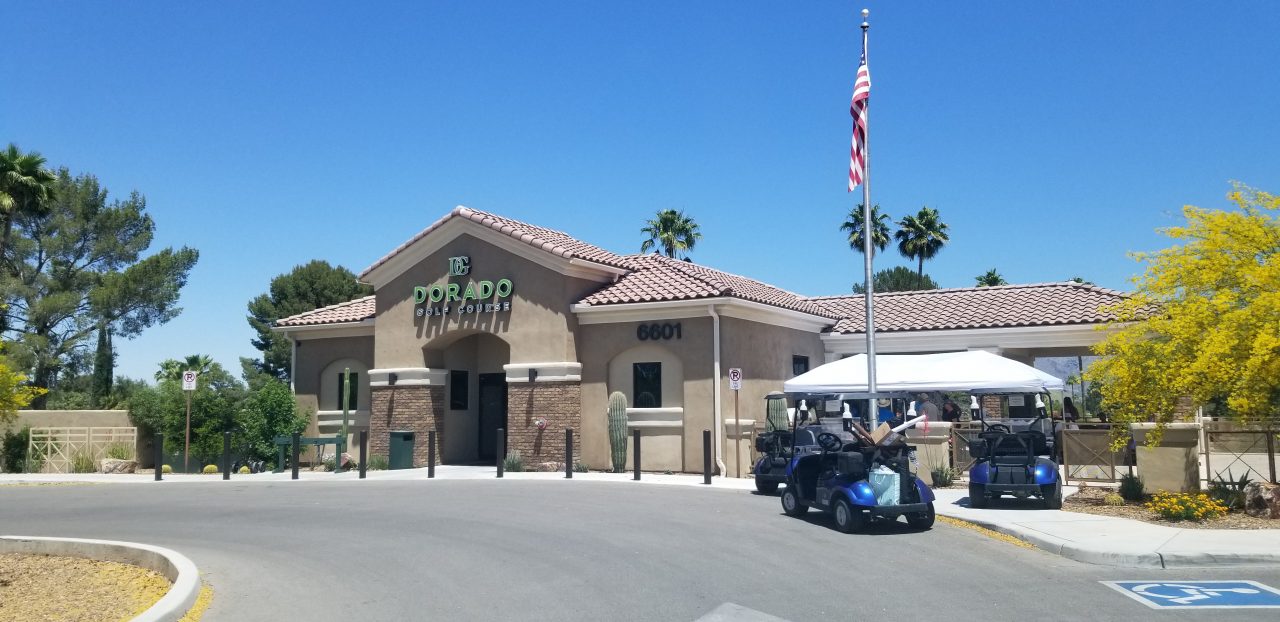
[{"x1": 836, "y1": 451, "x2": 867, "y2": 480}]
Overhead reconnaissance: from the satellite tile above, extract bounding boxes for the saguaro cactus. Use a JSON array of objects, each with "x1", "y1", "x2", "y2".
[
  {"x1": 765, "y1": 392, "x2": 789, "y2": 432},
  {"x1": 607, "y1": 391, "x2": 629, "y2": 473}
]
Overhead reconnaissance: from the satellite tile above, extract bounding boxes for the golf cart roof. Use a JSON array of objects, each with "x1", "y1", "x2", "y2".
[{"x1": 782, "y1": 351, "x2": 1064, "y2": 395}]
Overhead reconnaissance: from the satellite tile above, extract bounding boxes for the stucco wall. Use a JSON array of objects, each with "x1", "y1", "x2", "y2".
[
  {"x1": 292, "y1": 335, "x2": 374, "y2": 441},
  {"x1": 374, "y1": 233, "x2": 600, "y2": 369},
  {"x1": 2, "y1": 410, "x2": 131, "y2": 434}
]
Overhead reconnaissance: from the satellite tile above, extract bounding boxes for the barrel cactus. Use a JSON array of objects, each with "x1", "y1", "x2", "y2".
[
  {"x1": 765, "y1": 392, "x2": 789, "y2": 432},
  {"x1": 607, "y1": 391, "x2": 629, "y2": 473}
]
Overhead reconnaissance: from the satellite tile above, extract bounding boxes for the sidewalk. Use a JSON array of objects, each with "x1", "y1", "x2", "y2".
[
  {"x1": 5, "y1": 469, "x2": 1277, "y2": 568},
  {"x1": 930, "y1": 487, "x2": 1280, "y2": 568}
]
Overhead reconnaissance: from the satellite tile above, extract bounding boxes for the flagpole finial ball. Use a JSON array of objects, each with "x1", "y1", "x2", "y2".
[{"x1": 861, "y1": 8, "x2": 869, "y2": 18}]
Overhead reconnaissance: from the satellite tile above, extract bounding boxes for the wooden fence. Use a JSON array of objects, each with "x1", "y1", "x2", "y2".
[{"x1": 28, "y1": 427, "x2": 137, "y2": 474}]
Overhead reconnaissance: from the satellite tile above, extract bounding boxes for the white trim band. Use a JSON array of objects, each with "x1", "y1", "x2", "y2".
[
  {"x1": 369, "y1": 368, "x2": 448, "y2": 387},
  {"x1": 504, "y1": 362, "x2": 582, "y2": 383}
]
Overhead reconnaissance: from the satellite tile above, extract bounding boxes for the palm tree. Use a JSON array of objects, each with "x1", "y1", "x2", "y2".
[
  {"x1": 640, "y1": 209, "x2": 702, "y2": 259},
  {"x1": 839, "y1": 203, "x2": 890, "y2": 256},
  {"x1": 894, "y1": 206, "x2": 950, "y2": 286},
  {"x1": 975, "y1": 268, "x2": 1008, "y2": 287},
  {"x1": 155, "y1": 354, "x2": 215, "y2": 382},
  {"x1": 0, "y1": 144, "x2": 58, "y2": 262}
]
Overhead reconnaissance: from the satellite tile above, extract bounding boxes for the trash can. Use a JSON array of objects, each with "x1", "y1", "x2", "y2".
[{"x1": 389, "y1": 430, "x2": 415, "y2": 470}]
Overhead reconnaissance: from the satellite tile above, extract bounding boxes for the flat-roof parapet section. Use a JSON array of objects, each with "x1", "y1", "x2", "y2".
[{"x1": 369, "y1": 368, "x2": 448, "y2": 387}]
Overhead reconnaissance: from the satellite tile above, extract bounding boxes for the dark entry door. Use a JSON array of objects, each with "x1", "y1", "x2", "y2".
[{"x1": 477, "y1": 373, "x2": 508, "y2": 462}]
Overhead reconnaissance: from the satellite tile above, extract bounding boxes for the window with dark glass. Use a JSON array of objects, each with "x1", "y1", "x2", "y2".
[
  {"x1": 450, "y1": 370, "x2": 469, "y2": 410},
  {"x1": 633, "y1": 362, "x2": 662, "y2": 408},
  {"x1": 336, "y1": 372, "x2": 359, "y2": 411},
  {"x1": 792, "y1": 355, "x2": 810, "y2": 377}
]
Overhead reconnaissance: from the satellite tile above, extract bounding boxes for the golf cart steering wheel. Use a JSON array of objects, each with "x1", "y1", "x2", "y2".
[
  {"x1": 986, "y1": 423, "x2": 1011, "y2": 433},
  {"x1": 816, "y1": 432, "x2": 843, "y2": 453}
]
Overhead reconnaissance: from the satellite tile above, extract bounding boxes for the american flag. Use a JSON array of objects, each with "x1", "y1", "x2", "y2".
[{"x1": 848, "y1": 47, "x2": 870, "y2": 191}]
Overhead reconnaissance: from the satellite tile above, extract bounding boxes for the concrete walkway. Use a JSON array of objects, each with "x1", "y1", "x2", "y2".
[
  {"x1": 6, "y1": 468, "x2": 1277, "y2": 568},
  {"x1": 930, "y1": 487, "x2": 1280, "y2": 568}
]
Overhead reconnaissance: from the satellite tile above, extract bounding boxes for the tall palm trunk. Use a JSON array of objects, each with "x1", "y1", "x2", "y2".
[{"x1": 917, "y1": 256, "x2": 925, "y2": 288}]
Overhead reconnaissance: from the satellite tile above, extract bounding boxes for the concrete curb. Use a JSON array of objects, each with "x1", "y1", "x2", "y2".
[
  {"x1": 933, "y1": 514, "x2": 1167, "y2": 568},
  {"x1": 0, "y1": 535, "x2": 200, "y2": 622}
]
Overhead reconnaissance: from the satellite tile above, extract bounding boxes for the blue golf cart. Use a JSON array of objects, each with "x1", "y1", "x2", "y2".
[{"x1": 967, "y1": 399, "x2": 1063, "y2": 509}]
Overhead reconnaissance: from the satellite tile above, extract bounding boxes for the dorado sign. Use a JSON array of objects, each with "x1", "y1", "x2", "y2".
[{"x1": 413, "y1": 256, "x2": 514, "y2": 317}]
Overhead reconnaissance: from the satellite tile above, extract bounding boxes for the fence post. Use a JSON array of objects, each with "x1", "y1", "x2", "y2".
[
  {"x1": 222, "y1": 431, "x2": 232, "y2": 480},
  {"x1": 154, "y1": 433, "x2": 163, "y2": 482},
  {"x1": 496, "y1": 428, "x2": 505, "y2": 478},
  {"x1": 275, "y1": 442, "x2": 284, "y2": 474},
  {"x1": 703, "y1": 429, "x2": 711, "y2": 485},
  {"x1": 359, "y1": 430, "x2": 368, "y2": 480},
  {"x1": 633, "y1": 429, "x2": 641, "y2": 481},
  {"x1": 428, "y1": 429, "x2": 436, "y2": 479},
  {"x1": 291, "y1": 432, "x2": 301, "y2": 480},
  {"x1": 565, "y1": 428, "x2": 573, "y2": 479}
]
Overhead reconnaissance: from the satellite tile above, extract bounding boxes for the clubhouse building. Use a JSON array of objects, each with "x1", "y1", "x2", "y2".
[{"x1": 274, "y1": 207, "x2": 1127, "y2": 474}]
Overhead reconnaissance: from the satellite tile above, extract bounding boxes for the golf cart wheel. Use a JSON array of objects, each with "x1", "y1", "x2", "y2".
[
  {"x1": 1042, "y1": 482, "x2": 1063, "y2": 509},
  {"x1": 755, "y1": 479, "x2": 779, "y2": 495},
  {"x1": 968, "y1": 483, "x2": 988, "y2": 508},
  {"x1": 833, "y1": 498, "x2": 864, "y2": 534},
  {"x1": 781, "y1": 487, "x2": 808, "y2": 517},
  {"x1": 907, "y1": 502, "x2": 936, "y2": 530}
]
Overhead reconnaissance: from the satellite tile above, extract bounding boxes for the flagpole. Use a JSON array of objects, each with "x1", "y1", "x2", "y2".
[{"x1": 859, "y1": 8, "x2": 879, "y2": 429}]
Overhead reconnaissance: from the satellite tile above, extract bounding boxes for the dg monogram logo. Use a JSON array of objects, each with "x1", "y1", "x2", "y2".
[{"x1": 447, "y1": 256, "x2": 470, "y2": 277}]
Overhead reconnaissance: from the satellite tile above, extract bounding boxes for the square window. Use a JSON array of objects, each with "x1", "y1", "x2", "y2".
[
  {"x1": 633, "y1": 362, "x2": 662, "y2": 408},
  {"x1": 450, "y1": 370, "x2": 469, "y2": 410},
  {"x1": 336, "y1": 372, "x2": 359, "y2": 411},
  {"x1": 792, "y1": 355, "x2": 810, "y2": 377}
]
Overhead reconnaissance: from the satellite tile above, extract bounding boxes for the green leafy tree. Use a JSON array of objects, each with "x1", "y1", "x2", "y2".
[
  {"x1": 129, "y1": 360, "x2": 246, "y2": 462},
  {"x1": 1087, "y1": 185, "x2": 1280, "y2": 443},
  {"x1": 155, "y1": 354, "x2": 214, "y2": 383},
  {"x1": 239, "y1": 379, "x2": 308, "y2": 460},
  {"x1": 894, "y1": 207, "x2": 950, "y2": 287},
  {"x1": 4, "y1": 169, "x2": 198, "y2": 405},
  {"x1": 247, "y1": 260, "x2": 370, "y2": 380},
  {"x1": 840, "y1": 203, "x2": 890, "y2": 256},
  {"x1": 640, "y1": 209, "x2": 702, "y2": 259},
  {"x1": 852, "y1": 265, "x2": 939, "y2": 294},
  {"x1": 975, "y1": 268, "x2": 1008, "y2": 287},
  {"x1": 1069, "y1": 276, "x2": 1094, "y2": 285}
]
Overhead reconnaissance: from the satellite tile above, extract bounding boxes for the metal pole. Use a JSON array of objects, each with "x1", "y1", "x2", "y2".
[
  {"x1": 340, "y1": 367, "x2": 351, "y2": 472},
  {"x1": 153, "y1": 433, "x2": 163, "y2": 482},
  {"x1": 565, "y1": 428, "x2": 573, "y2": 479},
  {"x1": 496, "y1": 428, "x2": 505, "y2": 478},
  {"x1": 427, "y1": 429, "x2": 436, "y2": 478},
  {"x1": 358, "y1": 430, "x2": 368, "y2": 479},
  {"x1": 222, "y1": 431, "x2": 231, "y2": 480},
  {"x1": 703, "y1": 429, "x2": 712, "y2": 485},
  {"x1": 184, "y1": 391, "x2": 192, "y2": 474},
  {"x1": 734, "y1": 390, "x2": 741, "y2": 478},
  {"x1": 275, "y1": 443, "x2": 284, "y2": 473},
  {"x1": 858, "y1": 10, "x2": 879, "y2": 430},
  {"x1": 291, "y1": 432, "x2": 300, "y2": 480},
  {"x1": 633, "y1": 428, "x2": 641, "y2": 481},
  {"x1": 1267, "y1": 429, "x2": 1277, "y2": 484}
]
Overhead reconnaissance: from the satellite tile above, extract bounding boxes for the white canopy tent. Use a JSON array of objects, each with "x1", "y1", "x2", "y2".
[{"x1": 783, "y1": 351, "x2": 1064, "y2": 396}]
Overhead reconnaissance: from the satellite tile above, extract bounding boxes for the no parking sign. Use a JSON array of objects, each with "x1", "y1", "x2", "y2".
[
  {"x1": 728, "y1": 368, "x2": 742, "y2": 391},
  {"x1": 181, "y1": 371, "x2": 198, "y2": 391}
]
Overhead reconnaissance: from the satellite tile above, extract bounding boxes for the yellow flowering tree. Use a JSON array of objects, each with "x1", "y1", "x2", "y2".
[
  {"x1": 0, "y1": 356, "x2": 45, "y2": 426},
  {"x1": 1086, "y1": 185, "x2": 1280, "y2": 446}
]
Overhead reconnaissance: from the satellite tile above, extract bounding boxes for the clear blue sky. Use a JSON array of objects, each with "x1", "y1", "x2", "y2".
[{"x1": 3, "y1": 1, "x2": 1277, "y2": 382}]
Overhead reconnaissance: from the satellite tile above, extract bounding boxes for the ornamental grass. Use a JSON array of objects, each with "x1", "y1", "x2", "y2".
[{"x1": 1145, "y1": 492, "x2": 1228, "y2": 522}]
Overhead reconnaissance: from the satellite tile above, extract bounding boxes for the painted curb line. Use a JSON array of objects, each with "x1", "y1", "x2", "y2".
[{"x1": 0, "y1": 535, "x2": 200, "y2": 622}]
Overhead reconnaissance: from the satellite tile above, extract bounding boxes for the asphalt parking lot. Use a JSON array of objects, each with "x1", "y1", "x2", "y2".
[{"x1": 3, "y1": 480, "x2": 1279, "y2": 621}]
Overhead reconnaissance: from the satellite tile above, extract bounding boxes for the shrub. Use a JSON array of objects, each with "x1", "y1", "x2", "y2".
[
  {"x1": 366, "y1": 455, "x2": 389, "y2": 471},
  {"x1": 930, "y1": 466, "x2": 956, "y2": 488},
  {"x1": 321, "y1": 456, "x2": 336, "y2": 472},
  {"x1": 161, "y1": 464, "x2": 173, "y2": 474},
  {"x1": 1, "y1": 426, "x2": 30, "y2": 473},
  {"x1": 1146, "y1": 492, "x2": 1228, "y2": 522},
  {"x1": 71, "y1": 451, "x2": 96, "y2": 473},
  {"x1": 237, "y1": 466, "x2": 251, "y2": 475},
  {"x1": 105, "y1": 443, "x2": 132, "y2": 460},
  {"x1": 1207, "y1": 471, "x2": 1251, "y2": 510},
  {"x1": 1119, "y1": 473, "x2": 1145, "y2": 501},
  {"x1": 573, "y1": 461, "x2": 588, "y2": 473},
  {"x1": 502, "y1": 450, "x2": 524, "y2": 473},
  {"x1": 1102, "y1": 492, "x2": 1125, "y2": 506},
  {"x1": 202, "y1": 464, "x2": 219, "y2": 474}
]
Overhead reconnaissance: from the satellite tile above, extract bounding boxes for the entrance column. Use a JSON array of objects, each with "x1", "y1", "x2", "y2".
[
  {"x1": 368, "y1": 368, "x2": 447, "y2": 467},
  {"x1": 504, "y1": 363, "x2": 582, "y2": 469}
]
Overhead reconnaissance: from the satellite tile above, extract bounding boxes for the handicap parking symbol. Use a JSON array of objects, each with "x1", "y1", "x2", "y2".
[{"x1": 1102, "y1": 580, "x2": 1280, "y2": 609}]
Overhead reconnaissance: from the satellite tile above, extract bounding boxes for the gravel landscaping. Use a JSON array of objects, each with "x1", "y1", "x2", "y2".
[
  {"x1": 0, "y1": 553, "x2": 170, "y2": 621},
  {"x1": 1066, "y1": 485, "x2": 1277, "y2": 529}
]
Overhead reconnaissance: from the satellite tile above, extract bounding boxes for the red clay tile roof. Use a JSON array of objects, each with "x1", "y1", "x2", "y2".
[
  {"x1": 805, "y1": 282, "x2": 1132, "y2": 334},
  {"x1": 580, "y1": 254, "x2": 841, "y2": 319},
  {"x1": 276, "y1": 295, "x2": 376, "y2": 327},
  {"x1": 359, "y1": 206, "x2": 636, "y2": 279}
]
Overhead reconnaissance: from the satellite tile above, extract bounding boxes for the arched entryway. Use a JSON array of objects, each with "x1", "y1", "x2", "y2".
[{"x1": 430, "y1": 332, "x2": 511, "y2": 464}]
